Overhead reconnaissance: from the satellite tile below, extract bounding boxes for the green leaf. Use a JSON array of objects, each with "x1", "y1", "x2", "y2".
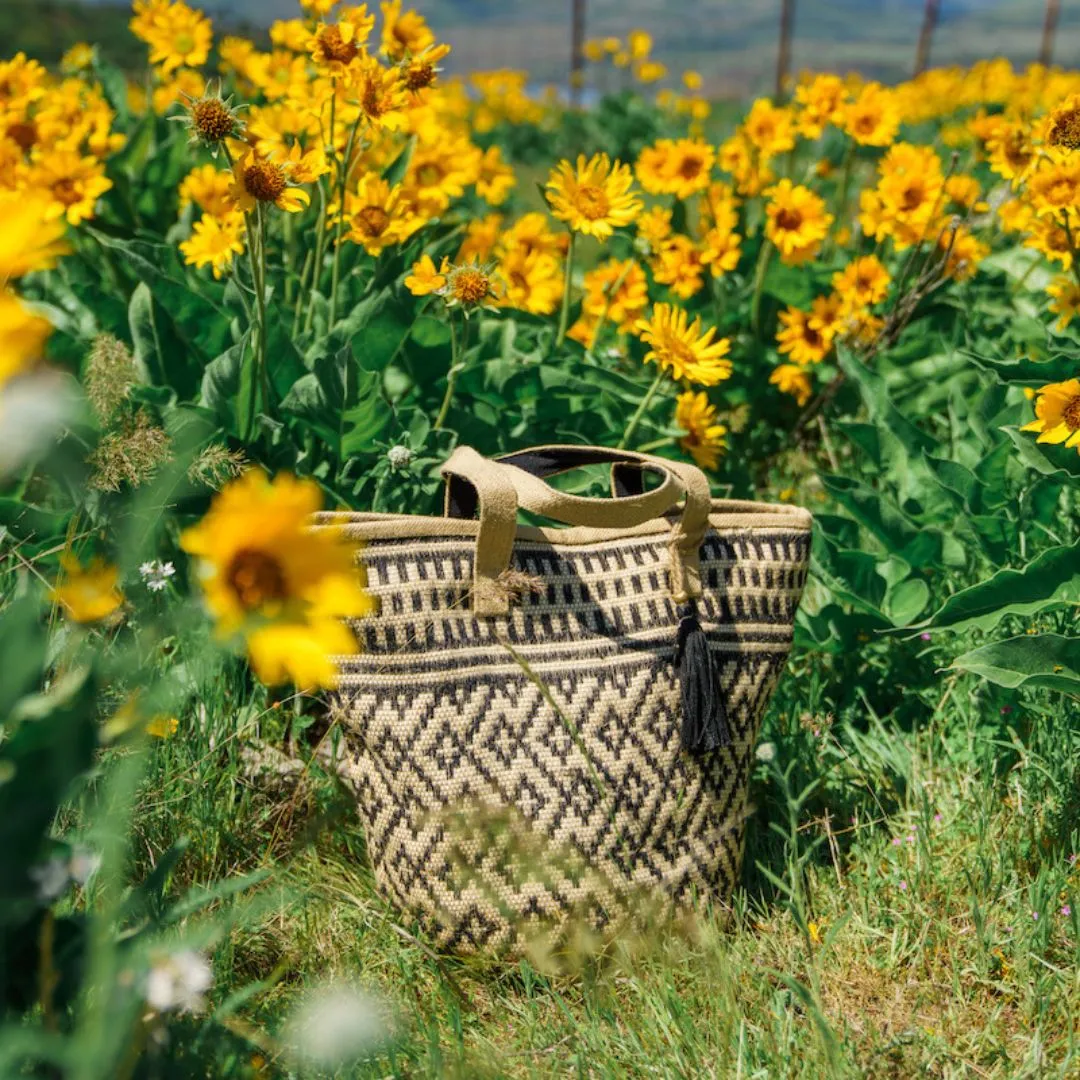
[
  {"x1": 411, "y1": 315, "x2": 452, "y2": 348},
  {"x1": 382, "y1": 136, "x2": 416, "y2": 187},
  {"x1": 199, "y1": 334, "x2": 250, "y2": 435},
  {"x1": 1002, "y1": 426, "x2": 1080, "y2": 481},
  {"x1": 921, "y1": 537, "x2": 1080, "y2": 634},
  {"x1": 762, "y1": 262, "x2": 813, "y2": 309},
  {"x1": 950, "y1": 633, "x2": 1080, "y2": 693},
  {"x1": 883, "y1": 577, "x2": 930, "y2": 626},
  {"x1": 963, "y1": 349, "x2": 1078, "y2": 387}
]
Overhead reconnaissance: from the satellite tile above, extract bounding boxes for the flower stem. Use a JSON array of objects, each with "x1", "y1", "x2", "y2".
[
  {"x1": 329, "y1": 115, "x2": 363, "y2": 329},
  {"x1": 750, "y1": 238, "x2": 773, "y2": 338},
  {"x1": 434, "y1": 315, "x2": 464, "y2": 431},
  {"x1": 304, "y1": 179, "x2": 328, "y2": 334},
  {"x1": 555, "y1": 230, "x2": 576, "y2": 348},
  {"x1": 586, "y1": 259, "x2": 632, "y2": 361},
  {"x1": 242, "y1": 204, "x2": 269, "y2": 441},
  {"x1": 618, "y1": 367, "x2": 665, "y2": 449}
]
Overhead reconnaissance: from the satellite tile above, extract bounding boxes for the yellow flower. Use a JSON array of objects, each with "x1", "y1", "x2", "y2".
[
  {"x1": 1045, "y1": 94, "x2": 1080, "y2": 154},
  {"x1": 701, "y1": 227, "x2": 742, "y2": 277},
  {"x1": 651, "y1": 234, "x2": 705, "y2": 300},
  {"x1": 178, "y1": 164, "x2": 237, "y2": 218},
  {"x1": 175, "y1": 86, "x2": 243, "y2": 150},
  {"x1": 832, "y1": 255, "x2": 890, "y2": 312},
  {"x1": 675, "y1": 391, "x2": 727, "y2": 470},
  {"x1": 0, "y1": 290, "x2": 51, "y2": 388},
  {"x1": 628, "y1": 29, "x2": 653, "y2": 60},
  {"x1": 764, "y1": 179, "x2": 833, "y2": 266},
  {"x1": 682, "y1": 70, "x2": 703, "y2": 92},
  {"x1": 794, "y1": 73, "x2": 849, "y2": 139},
  {"x1": 230, "y1": 150, "x2": 310, "y2": 214},
  {"x1": 841, "y1": 82, "x2": 900, "y2": 146},
  {"x1": 61, "y1": 42, "x2": 97, "y2": 74},
  {"x1": 635, "y1": 61, "x2": 667, "y2": 85},
  {"x1": 51, "y1": 553, "x2": 124, "y2": 624},
  {"x1": 475, "y1": 145, "x2": 516, "y2": 206},
  {"x1": 401, "y1": 43, "x2": 452, "y2": 96},
  {"x1": 498, "y1": 248, "x2": 562, "y2": 316},
  {"x1": 1020, "y1": 379, "x2": 1080, "y2": 451},
  {"x1": 1047, "y1": 276, "x2": 1080, "y2": 330},
  {"x1": 134, "y1": 0, "x2": 213, "y2": 75},
  {"x1": 300, "y1": 0, "x2": 342, "y2": 15},
  {"x1": 180, "y1": 211, "x2": 246, "y2": 279},
  {"x1": 634, "y1": 303, "x2": 732, "y2": 386},
  {"x1": 635, "y1": 206, "x2": 674, "y2": 253},
  {"x1": 944, "y1": 173, "x2": 986, "y2": 212},
  {"x1": 742, "y1": 98, "x2": 796, "y2": 158},
  {"x1": 179, "y1": 470, "x2": 375, "y2": 690},
  {"x1": 145, "y1": 716, "x2": 180, "y2": 738},
  {"x1": 998, "y1": 197, "x2": 1034, "y2": 234},
  {"x1": 459, "y1": 213, "x2": 503, "y2": 262},
  {"x1": 545, "y1": 153, "x2": 643, "y2": 240},
  {"x1": 777, "y1": 305, "x2": 834, "y2": 365},
  {"x1": 635, "y1": 138, "x2": 715, "y2": 199},
  {"x1": 1028, "y1": 160, "x2": 1080, "y2": 220},
  {"x1": 351, "y1": 54, "x2": 409, "y2": 131},
  {"x1": 404, "y1": 253, "x2": 447, "y2": 296},
  {"x1": 346, "y1": 173, "x2": 423, "y2": 256},
  {"x1": 381, "y1": 0, "x2": 436, "y2": 61},
  {"x1": 986, "y1": 121, "x2": 1034, "y2": 183},
  {"x1": 28, "y1": 149, "x2": 113, "y2": 226},
  {"x1": 0, "y1": 193, "x2": 68, "y2": 279},
  {"x1": 770, "y1": 363, "x2": 813, "y2": 405},
  {"x1": 581, "y1": 258, "x2": 649, "y2": 330},
  {"x1": 308, "y1": 13, "x2": 373, "y2": 77},
  {"x1": 443, "y1": 261, "x2": 500, "y2": 311},
  {"x1": 939, "y1": 224, "x2": 987, "y2": 282}
]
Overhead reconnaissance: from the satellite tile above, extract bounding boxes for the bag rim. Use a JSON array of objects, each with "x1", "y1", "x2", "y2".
[{"x1": 309, "y1": 499, "x2": 812, "y2": 547}]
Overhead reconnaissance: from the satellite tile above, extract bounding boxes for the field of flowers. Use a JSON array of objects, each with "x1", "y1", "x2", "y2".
[{"x1": 2, "y1": 0, "x2": 1080, "y2": 1076}]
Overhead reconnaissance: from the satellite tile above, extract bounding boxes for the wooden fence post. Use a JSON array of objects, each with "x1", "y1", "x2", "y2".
[
  {"x1": 913, "y1": 0, "x2": 940, "y2": 76},
  {"x1": 570, "y1": 0, "x2": 587, "y2": 106},
  {"x1": 1040, "y1": 0, "x2": 1061, "y2": 66},
  {"x1": 775, "y1": 0, "x2": 795, "y2": 99}
]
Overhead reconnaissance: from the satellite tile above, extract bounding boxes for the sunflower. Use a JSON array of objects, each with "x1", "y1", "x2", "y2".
[
  {"x1": 174, "y1": 84, "x2": 243, "y2": 151},
  {"x1": 651, "y1": 234, "x2": 706, "y2": 300},
  {"x1": 136, "y1": 0, "x2": 214, "y2": 75},
  {"x1": 51, "y1": 553, "x2": 124, "y2": 624},
  {"x1": 475, "y1": 145, "x2": 516, "y2": 206},
  {"x1": 351, "y1": 54, "x2": 409, "y2": 130},
  {"x1": 401, "y1": 43, "x2": 452, "y2": 95},
  {"x1": 1047, "y1": 276, "x2": 1080, "y2": 330},
  {"x1": 0, "y1": 291, "x2": 51, "y2": 388},
  {"x1": 498, "y1": 248, "x2": 562, "y2": 316},
  {"x1": 180, "y1": 470, "x2": 374, "y2": 690},
  {"x1": 794, "y1": 73, "x2": 849, "y2": 139},
  {"x1": 635, "y1": 206, "x2": 673, "y2": 254},
  {"x1": 634, "y1": 303, "x2": 732, "y2": 386},
  {"x1": 308, "y1": 13, "x2": 373, "y2": 78},
  {"x1": 381, "y1": 0, "x2": 436, "y2": 61},
  {"x1": 345, "y1": 173, "x2": 424, "y2": 256},
  {"x1": 763, "y1": 179, "x2": 833, "y2": 265},
  {"x1": 29, "y1": 149, "x2": 113, "y2": 225},
  {"x1": 581, "y1": 258, "x2": 649, "y2": 330},
  {"x1": 777, "y1": 305, "x2": 834, "y2": 365},
  {"x1": 770, "y1": 363, "x2": 813, "y2": 406},
  {"x1": 500, "y1": 212, "x2": 568, "y2": 259},
  {"x1": 404, "y1": 253, "x2": 448, "y2": 296},
  {"x1": 1045, "y1": 94, "x2": 1080, "y2": 154},
  {"x1": 443, "y1": 260, "x2": 501, "y2": 312},
  {"x1": 841, "y1": 82, "x2": 900, "y2": 147},
  {"x1": 832, "y1": 255, "x2": 891, "y2": 311},
  {"x1": 1028, "y1": 160, "x2": 1080, "y2": 219},
  {"x1": 939, "y1": 224, "x2": 987, "y2": 282},
  {"x1": 178, "y1": 164, "x2": 237, "y2": 217},
  {"x1": 180, "y1": 211, "x2": 246, "y2": 279},
  {"x1": 459, "y1": 213, "x2": 503, "y2": 261},
  {"x1": 1021, "y1": 379, "x2": 1080, "y2": 452},
  {"x1": 675, "y1": 391, "x2": 727, "y2": 470},
  {"x1": 635, "y1": 138, "x2": 715, "y2": 199},
  {"x1": 701, "y1": 226, "x2": 742, "y2": 277},
  {"x1": 545, "y1": 153, "x2": 643, "y2": 240},
  {"x1": 230, "y1": 149, "x2": 310, "y2": 214},
  {"x1": 0, "y1": 192, "x2": 68, "y2": 279},
  {"x1": 742, "y1": 98, "x2": 796, "y2": 158}
]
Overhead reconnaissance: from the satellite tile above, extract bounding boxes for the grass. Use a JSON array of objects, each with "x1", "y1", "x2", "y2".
[{"x1": 126, "y1": 641, "x2": 1080, "y2": 1078}]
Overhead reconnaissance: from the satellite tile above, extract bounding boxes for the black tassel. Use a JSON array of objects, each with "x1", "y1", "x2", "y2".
[{"x1": 675, "y1": 601, "x2": 731, "y2": 754}]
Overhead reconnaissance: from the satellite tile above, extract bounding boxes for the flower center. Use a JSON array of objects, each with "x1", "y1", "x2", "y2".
[
  {"x1": 191, "y1": 98, "x2": 234, "y2": 142},
  {"x1": 52, "y1": 178, "x2": 81, "y2": 205},
  {"x1": 405, "y1": 61, "x2": 436, "y2": 93},
  {"x1": 1049, "y1": 109, "x2": 1080, "y2": 151},
  {"x1": 318, "y1": 25, "x2": 359, "y2": 65},
  {"x1": 6, "y1": 120, "x2": 36, "y2": 151},
  {"x1": 227, "y1": 549, "x2": 287, "y2": 610},
  {"x1": 243, "y1": 159, "x2": 287, "y2": 202},
  {"x1": 775, "y1": 208, "x2": 803, "y2": 231},
  {"x1": 451, "y1": 268, "x2": 491, "y2": 304},
  {"x1": 1064, "y1": 395, "x2": 1080, "y2": 430},
  {"x1": 417, "y1": 163, "x2": 443, "y2": 187},
  {"x1": 575, "y1": 184, "x2": 610, "y2": 220},
  {"x1": 678, "y1": 155, "x2": 704, "y2": 180},
  {"x1": 357, "y1": 205, "x2": 390, "y2": 235},
  {"x1": 175, "y1": 32, "x2": 195, "y2": 55}
]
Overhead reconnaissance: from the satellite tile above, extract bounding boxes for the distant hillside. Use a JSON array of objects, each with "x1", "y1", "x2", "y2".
[{"x1": 16, "y1": 0, "x2": 1080, "y2": 93}]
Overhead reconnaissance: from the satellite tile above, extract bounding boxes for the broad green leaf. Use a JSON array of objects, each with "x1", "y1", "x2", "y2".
[
  {"x1": 883, "y1": 577, "x2": 930, "y2": 627},
  {"x1": 921, "y1": 536, "x2": 1080, "y2": 634},
  {"x1": 382, "y1": 136, "x2": 416, "y2": 187},
  {"x1": 963, "y1": 349, "x2": 1078, "y2": 387},
  {"x1": 1002, "y1": 426, "x2": 1080, "y2": 481},
  {"x1": 762, "y1": 262, "x2": 813, "y2": 309},
  {"x1": 950, "y1": 633, "x2": 1080, "y2": 693}
]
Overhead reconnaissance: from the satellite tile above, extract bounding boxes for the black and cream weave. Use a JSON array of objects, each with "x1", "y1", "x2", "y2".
[{"x1": 320, "y1": 486, "x2": 812, "y2": 952}]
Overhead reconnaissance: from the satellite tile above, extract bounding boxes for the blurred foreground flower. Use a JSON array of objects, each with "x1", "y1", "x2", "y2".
[
  {"x1": 180, "y1": 470, "x2": 375, "y2": 690},
  {"x1": 145, "y1": 950, "x2": 212, "y2": 1014},
  {"x1": 0, "y1": 370, "x2": 79, "y2": 476},
  {"x1": 52, "y1": 553, "x2": 124, "y2": 624},
  {"x1": 284, "y1": 983, "x2": 391, "y2": 1067}
]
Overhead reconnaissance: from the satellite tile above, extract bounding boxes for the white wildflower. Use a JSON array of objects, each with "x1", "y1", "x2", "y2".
[
  {"x1": 140, "y1": 560, "x2": 176, "y2": 592},
  {"x1": 755, "y1": 741, "x2": 776, "y2": 763},
  {"x1": 145, "y1": 950, "x2": 213, "y2": 1014},
  {"x1": 284, "y1": 983, "x2": 390, "y2": 1067},
  {"x1": 387, "y1": 445, "x2": 413, "y2": 470}
]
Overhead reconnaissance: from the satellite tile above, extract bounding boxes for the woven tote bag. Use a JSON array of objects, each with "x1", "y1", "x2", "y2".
[{"x1": 314, "y1": 445, "x2": 811, "y2": 953}]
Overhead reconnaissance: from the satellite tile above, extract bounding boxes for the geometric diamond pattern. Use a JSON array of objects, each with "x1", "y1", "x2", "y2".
[{"x1": 332, "y1": 524, "x2": 810, "y2": 953}]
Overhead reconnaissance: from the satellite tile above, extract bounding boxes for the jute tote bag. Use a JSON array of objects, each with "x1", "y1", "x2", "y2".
[{"x1": 314, "y1": 445, "x2": 812, "y2": 952}]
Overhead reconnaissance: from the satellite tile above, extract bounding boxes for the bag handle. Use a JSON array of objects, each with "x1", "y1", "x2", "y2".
[{"x1": 440, "y1": 445, "x2": 713, "y2": 615}]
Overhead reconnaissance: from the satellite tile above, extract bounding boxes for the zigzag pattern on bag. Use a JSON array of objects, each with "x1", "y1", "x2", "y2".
[{"x1": 331, "y1": 522, "x2": 810, "y2": 952}]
